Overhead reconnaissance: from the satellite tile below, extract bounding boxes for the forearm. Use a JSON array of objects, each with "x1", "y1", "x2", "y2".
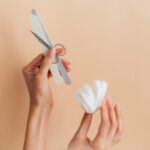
[{"x1": 23, "y1": 101, "x2": 51, "y2": 150}]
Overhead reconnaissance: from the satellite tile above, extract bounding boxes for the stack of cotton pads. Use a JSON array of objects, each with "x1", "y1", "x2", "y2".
[{"x1": 76, "y1": 80, "x2": 107, "y2": 113}]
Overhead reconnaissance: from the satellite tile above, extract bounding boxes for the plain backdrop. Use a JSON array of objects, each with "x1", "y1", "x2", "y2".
[{"x1": 0, "y1": 0, "x2": 150, "y2": 149}]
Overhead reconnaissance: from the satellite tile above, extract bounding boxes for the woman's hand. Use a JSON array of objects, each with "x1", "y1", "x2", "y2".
[
  {"x1": 67, "y1": 98, "x2": 124, "y2": 150},
  {"x1": 23, "y1": 48, "x2": 71, "y2": 150},
  {"x1": 22, "y1": 48, "x2": 71, "y2": 110}
]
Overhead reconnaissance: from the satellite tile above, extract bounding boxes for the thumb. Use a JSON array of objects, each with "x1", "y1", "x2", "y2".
[
  {"x1": 39, "y1": 49, "x2": 56, "y2": 75},
  {"x1": 75, "y1": 112, "x2": 92, "y2": 140}
]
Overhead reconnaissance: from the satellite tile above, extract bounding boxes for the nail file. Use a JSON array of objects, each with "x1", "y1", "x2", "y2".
[
  {"x1": 30, "y1": 9, "x2": 62, "y2": 84},
  {"x1": 31, "y1": 30, "x2": 71, "y2": 85},
  {"x1": 31, "y1": 9, "x2": 53, "y2": 49},
  {"x1": 56, "y1": 56, "x2": 71, "y2": 85},
  {"x1": 30, "y1": 9, "x2": 71, "y2": 85}
]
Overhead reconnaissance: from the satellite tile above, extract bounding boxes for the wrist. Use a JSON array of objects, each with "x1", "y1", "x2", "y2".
[
  {"x1": 29, "y1": 95, "x2": 53, "y2": 111},
  {"x1": 29, "y1": 99, "x2": 52, "y2": 117},
  {"x1": 27, "y1": 105, "x2": 51, "y2": 127}
]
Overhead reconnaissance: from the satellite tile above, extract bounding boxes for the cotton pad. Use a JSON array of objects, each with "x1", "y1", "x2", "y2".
[{"x1": 76, "y1": 80, "x2": 107, "y2": 113}]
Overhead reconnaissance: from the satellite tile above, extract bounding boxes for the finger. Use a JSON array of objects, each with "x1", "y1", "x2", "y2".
[
  {"x1": 94, "y1": 100, "x2": 110, "y2": 142},
  {"x1": 26, "y1": 53, "x2": 44, "y2": 67},
  {"x1": 56, "y1": 48, "x2": 65, "y2": 55},
  {"x1": 106, "y1": 98, "x2": 117, "y2": 140},
  {"x1": 47, "y1": 58, "x2": 71, "y2": 78},
  {"x1": 47, "y1": 65, "x2": 71, "y2": 78},
  {"x1": 113, "y1": 104, "x2": 124, "y2": 144},
  {"x1": 65, "y1": 66, "x2": 71, "y2": 72},
  {"x1": 75, "y1": 113, "x2": 92, "y2": 140},
  {"x1": 23, "y1": 54, "x2": 44, "y2": 74},
  {"x1": 39, "y1": 49, "x2": 55, "y2": 75},
  {"x1": 61, "y1": 58, "x2": 71, "y2": 65},
  {"x1": 62, "y1": 61, "x2": 71, "y2": 72}
]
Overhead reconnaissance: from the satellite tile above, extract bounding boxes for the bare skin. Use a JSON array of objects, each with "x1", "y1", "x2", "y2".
[
  {"x1": 22, "y1": 48, "x2": 124, "y2": 150},
  {"x1": 22, "y1": 48, "x2": 71, "y2": 150},
  {"x1": 67, "y1": 98, "x2": 124, "y2": 150}
]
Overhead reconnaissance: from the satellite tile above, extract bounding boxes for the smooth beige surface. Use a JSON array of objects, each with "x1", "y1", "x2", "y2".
[{"x1": 0, "y1": 0, "x2": 150, "y2": 149}]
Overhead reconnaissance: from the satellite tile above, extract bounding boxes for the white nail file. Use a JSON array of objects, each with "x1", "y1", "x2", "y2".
[{"x1": 30, "y1": 9, "x2": 62, "y2": 84}]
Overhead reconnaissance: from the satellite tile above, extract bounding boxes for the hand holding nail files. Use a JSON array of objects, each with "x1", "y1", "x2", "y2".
[{"x1": 76, "y1": 80, "x2": 108, "y2": 113}]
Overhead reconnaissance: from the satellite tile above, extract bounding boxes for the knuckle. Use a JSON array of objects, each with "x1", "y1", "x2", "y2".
[
  {"x1": 103, "y1": 120, "x2": 110, "y2": 128},
  {"x1": 93, "y1": 142, "x2": 105, "y2": 150}
]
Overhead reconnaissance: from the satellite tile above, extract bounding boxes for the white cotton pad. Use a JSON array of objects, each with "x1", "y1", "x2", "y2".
[{"x1": 76, "y1": 80, "x2": 108, "y2": 113}]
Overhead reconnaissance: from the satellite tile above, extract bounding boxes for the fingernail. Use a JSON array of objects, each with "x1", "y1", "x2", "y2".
[
  {"x1": 46, "y1": 49, "x2": 55, "y2": 57},
  {"x1": 51, "y1": 48, "x2": 56, "y2": 55}
]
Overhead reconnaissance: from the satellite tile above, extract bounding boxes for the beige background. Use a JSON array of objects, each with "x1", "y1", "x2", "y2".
[{"x1": 0, "y1": 0, "x2": 150, "y2": 149}]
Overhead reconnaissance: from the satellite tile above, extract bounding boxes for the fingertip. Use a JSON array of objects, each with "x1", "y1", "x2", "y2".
[
  {"x1": 66, "y1": 61, "x2": 71, "y2": 65},
  {"x1": 62, "y1": 58, "x2": 71, "y2": 65},
  {"x1": 66, "y1": 66, "x2": 72, "y2": 71},
  {"x1": 46, "y1": 49, "x2": 56, "y2": 58},
  {"x1": 66, "y1": 68, "x2": 71, "y2": 72},
  {"x1": 100, "y1": 100, "x2": 106, "y2": 110},
  {"x1": 106, "y1": 97, "x2": 113, "y2": 108}
]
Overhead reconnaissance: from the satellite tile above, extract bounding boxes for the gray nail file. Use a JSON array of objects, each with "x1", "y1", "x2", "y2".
[
  {"x1": 31, "y1": 9, "x2": 62, "y2": 84},
  {"x1": 30, "y1": 9, "x2": 71, "y2": 85},
  {"x1": 56, "y1": 56, "x2": 71, "y2": 85},
  {"x1": 31, "y1": 9, "x2": 53, "y2": 47}
]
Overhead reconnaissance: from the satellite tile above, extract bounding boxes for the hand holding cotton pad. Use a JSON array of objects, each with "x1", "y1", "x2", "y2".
[{"x1": 76, "y1": 80, "x2": 107, "y2": 113}]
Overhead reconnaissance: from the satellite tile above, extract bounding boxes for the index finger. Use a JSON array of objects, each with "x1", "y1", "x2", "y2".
[{"x1": 26, "y1": 53, "x2": 44, "y2": 67}]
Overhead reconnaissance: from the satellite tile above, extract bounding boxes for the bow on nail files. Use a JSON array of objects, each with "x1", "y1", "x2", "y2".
[{"x1": 30, "y1": 9, "x2": 108, "y2": 114}]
